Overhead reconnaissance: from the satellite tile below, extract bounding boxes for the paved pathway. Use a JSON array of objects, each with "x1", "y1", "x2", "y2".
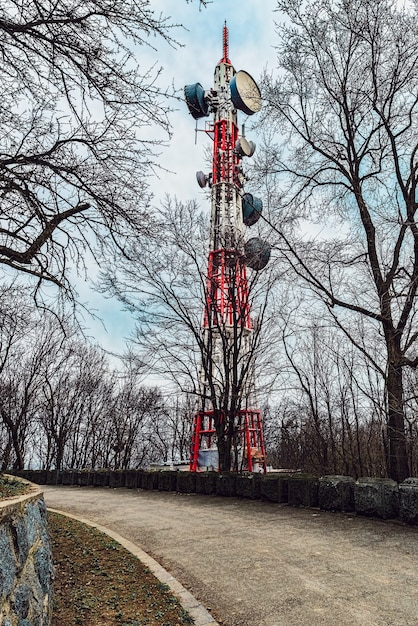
[{"x1": 43, "y1": 486, "x2": 418, "y2": 626}]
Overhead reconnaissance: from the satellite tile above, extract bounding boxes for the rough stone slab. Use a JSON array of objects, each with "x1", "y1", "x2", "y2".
[
  {"x1": 195, "y1": 472, "x2": 217, "y2": 495},
  {"x1": 157, "y1": 471, "x2": 178, "y2": 492},
  {"x1": 236, "y1": 474, "x2": 261, "y2": 499},
  {"x1": 176, "y1": 471, "x2": 196, "y2": 493},
  {"x1": 45, "y1": 470, "x2": 61, "y2": 485},
  {"x1": 92, "y1": 470, "x2": 110, "y2": 487},
  {"x1": 109, "y1": 470, "x2": 126, "y2": 488},
  {"x1": 60, "y1": 470, "x2": 76, "y2": 486},
  {"x1": 142, "y1": 471, "x2": 160, "y2": 491},
  {"x1": 1, "y1": 480, "x2": 53, "y2": 625},
  {"x1": 399, "y1": 478, "x2": 418, "y2": 525},
  {"x1": 319, "y1": 475, "x2": 355, "y2": 512},
  {"x1": 215, "y1": 473, "x2": 237, "y2": 497},
  {"x1": 355, "y1": 477, "x2": 399, "y2": 519},
  {"x1": 260, "y1": 475, "x2": 290, "y2": 503},
  {"x1": 76, "y1": 471, "x2": 93, "y2": 487},
  {"x1": 125, "y1": 469, "x2": 140, "y2": 489},
  {"x1": 288, "y1": 475, "x2": 319, "y2": 507}
]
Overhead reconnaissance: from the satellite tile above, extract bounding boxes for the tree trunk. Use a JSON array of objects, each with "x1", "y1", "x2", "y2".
[
  {"x1": 386, "y1": 361, "x2": 409, "y2": 482},
  {"x1": 216, "y1": 415, "x2": 233, "y2": 472},
  {"x1": 1, "y1": 437, "x2": 12, "y2": 471}
]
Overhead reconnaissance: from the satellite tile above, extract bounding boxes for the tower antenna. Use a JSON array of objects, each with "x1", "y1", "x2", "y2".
[
  {"x1": 221, "y1": 21, "x2": 231, "y2": 64},
  {"x1": 184, "y1": 24, "x2": 267, "y2": 474}
]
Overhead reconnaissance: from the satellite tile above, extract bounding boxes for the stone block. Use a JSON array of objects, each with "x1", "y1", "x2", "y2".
[
  {"x1": 92, "y1": 471, "x2": 110, "y2": 487},
  {"x1": 109, "y1": 470, "x2": 126, "y2": 488},
  {"x1": 319, "y1": 475, "x2": 355, "y2": 512},
  {"x1": 355, "y1": 477, "x2": 399, "y2": 519},
  {"x1": 11, "y1": 584, "x2": 31, "y2": 620},
  {"x1": 142, "y1": 471, "x2": 159, "y2": 491},
  {"x1": 125, "y1": 470, "x2": 140, "y2": 489},
  {"x1": 34, "y1": 545, "x2": 54, "y2": 594},
  {"x1": 76, "y1": 471, "x2": 92, "y2": 487},
  {"x1": 195, "y1": 472, "x2": 217, "y2": 495},
  {"x1": 45, "y1": 470, "x2": 61, "y2": 485},
  {"x1": 60, "y1": 470, "x2": 75, "y2": 486},
  {"x1": 0, "y1": 492, "x2": 53, "y2": 626},
  {"x1": 176, "y1": 472, "x2": 196, "y2": 493},
  {"x1": 0, "y1": 527, "x2": 16, "y2": 597},
  {"x1": 260, "y1": 475, "x2": 290, "y2": 503},
  {"x1": 288, "y1": 475, "x2": 319, "y2": 507},
  {"x1": 11, "y1": 516, "x2": 29, "y2": 569},
  {"x1": 135, "y1": 471, "x2": 148, "y2": 489},
  {"x1": 158, "y1": 471, "x2": 178, "y2": 492},
  {"x1": 215, "y1": 473, "x2": 237, "y2": 497},
  {"x1": 399, "y1": 478, "x2": 418, "y2": 525},
  {"x1": 25, "y1": 501, "x2": 45, "y2": 546},
  {"x1": 21, "y1": 470, "x2": 47, "y2": 485},
  {"x1": 236, "y1": 474, "x2": 261, "y2": 499}
]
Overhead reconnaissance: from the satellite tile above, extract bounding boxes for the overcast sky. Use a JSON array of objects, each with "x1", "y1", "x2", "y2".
[{"x1": 81, "y1": 0, "x2": 280, "y2": 359}]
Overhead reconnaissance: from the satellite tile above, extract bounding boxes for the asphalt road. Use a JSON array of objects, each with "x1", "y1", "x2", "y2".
[{"x1": 43, "y1": 485, "x2": 418, "y2": 626}]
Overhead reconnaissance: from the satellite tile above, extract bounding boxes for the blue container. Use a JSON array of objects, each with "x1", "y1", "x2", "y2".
[
  {"x1": 242, "y1": 193, "x2": 263, "y2": 226},
  {"x1": 244, "y1": 238, "x2": 271, "y2": 271},
  {"x1": 184, "y1": 82, "x2": 209, "y2": 119}
]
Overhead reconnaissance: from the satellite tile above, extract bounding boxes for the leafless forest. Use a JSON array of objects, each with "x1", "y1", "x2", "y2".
[{"x1": 0, "y1": 0, "x2": 417, "y2": 480}]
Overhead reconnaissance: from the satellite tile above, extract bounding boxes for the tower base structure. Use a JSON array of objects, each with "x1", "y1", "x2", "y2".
[{"x1": 190, "y1": 409, "x2": 267, "y2": 473}]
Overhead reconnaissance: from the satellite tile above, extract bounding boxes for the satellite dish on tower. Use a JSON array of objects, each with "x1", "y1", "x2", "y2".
[
  {"x1": 236, "y1": 137, "x2": 256, "y2": 157},
  {"x1": 242, "y1": 193, "x2": 263, "y2": 226},
  {"x1": 230, "y1": 71, "x2": 262, "y2": 116},
  {"x1": 184, "y1": 83, "x2": 209, "y2": 119},
  {"x1": 196, "y1": 171, "x2": 209, "y2": 188},
  {"x1": 244, "y1": 238, "x2": 271, "y2": 271}
]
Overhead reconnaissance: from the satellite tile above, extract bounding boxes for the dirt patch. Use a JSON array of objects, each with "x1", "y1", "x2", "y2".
[{"x1": 49, "y1": 512, "x2": 194, "y2": 626}]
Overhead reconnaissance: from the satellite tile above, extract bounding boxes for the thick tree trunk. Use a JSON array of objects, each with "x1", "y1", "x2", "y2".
[
  {"x1": 216, "y1": 411, "x2": 234, "y2": 472},
  {"x1": 386, "y1": 361, "x2": 409, "y2": 482},
  {"x1": 9, "y1": 426, "x2": 24, "y2": 471},
  {"x1": 217, "y1": 436, "x2": 232, "y2": 472}
]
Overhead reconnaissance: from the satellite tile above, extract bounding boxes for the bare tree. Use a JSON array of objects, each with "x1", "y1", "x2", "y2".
[
  {"x1": 145, "y1": 394, "x2": 195, "y2": 465},
  {"x1": 0, "y1": 1, "x2": 181, "y2": 294},
  {"x1": 0, "y1": 285, "x2": 198, "y2": 471},
  {"x1": 103, "y1": 197, "x2": 281, "y2": 471},
  {"x1": 261, "y1": 0, "x2": 418, "y2": 481},
  {"x1": 0, "y1": 296, "x2": 68, "y2": 469},
  {"x1": 37, "y1": 341, "x2": 113, "y2": 470},
  {"x1": 108, "y1": 377, "x2": 163, "y2": 470},
  {"x1": 273, "y1": 317, "x2": 388, "y2": 477}
]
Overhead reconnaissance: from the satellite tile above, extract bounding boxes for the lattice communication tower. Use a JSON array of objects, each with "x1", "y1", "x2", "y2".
[{"x1": 184, "y1": 24, "x2": 270, "y2": 473}]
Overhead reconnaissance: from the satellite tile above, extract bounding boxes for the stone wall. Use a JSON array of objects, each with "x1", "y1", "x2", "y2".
[
  {"x1": 0, "y1": 478, "x2": 53, "y2": 626},
  {"x1": 11, "y1": 468, "x2": 418, "y2": 525}
]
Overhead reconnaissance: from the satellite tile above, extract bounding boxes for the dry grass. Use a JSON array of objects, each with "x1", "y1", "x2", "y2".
[
  {"x1": 48, "y1": 512, "x2": 194, "y2": 626},
  {"x1": 0, "y1": 474, "x2": 30, "y2": 498}
]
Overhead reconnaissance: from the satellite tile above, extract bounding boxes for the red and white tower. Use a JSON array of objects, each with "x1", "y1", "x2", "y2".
[{"x1": 185, "y1": 24, "x2": 270, "y2": 473}]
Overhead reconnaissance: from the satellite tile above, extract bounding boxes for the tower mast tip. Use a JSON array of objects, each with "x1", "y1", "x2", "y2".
[{"x1": 221, "y1": 20, "x2": 231, "y2": 64}]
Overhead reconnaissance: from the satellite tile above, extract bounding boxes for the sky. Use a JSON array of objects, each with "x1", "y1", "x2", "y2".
[{"x1": 80, "y1": 0, "x2": 280, "y2": 360}]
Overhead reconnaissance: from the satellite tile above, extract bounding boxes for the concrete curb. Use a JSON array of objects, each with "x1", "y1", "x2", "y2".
[{"x1": 47, "y1": 507, "x2": 219, "y2": 626}]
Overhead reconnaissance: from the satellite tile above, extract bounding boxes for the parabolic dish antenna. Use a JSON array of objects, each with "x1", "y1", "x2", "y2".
[
  {"x1": 196, "y1": 171, "x2": 209, "y2": 188},
  {"x1": 236, "y1": 136, "x2": 255, "y2": 157},
  {"x1": 184, "y1": 83, "x2": 209, "y2": 119},
  {"x1": 230, "y1": 70, "x2": 262, "y2": 116},
  {"x1": 244, "y1": 238, "x2": 271, "y2": 271},
  {"x1": 242, "y1": 193, "x2": 263, "y2": 226}
]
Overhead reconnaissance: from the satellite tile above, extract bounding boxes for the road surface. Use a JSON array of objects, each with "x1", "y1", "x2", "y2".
[{"x1": 42, "y1": 485, "x2": 418, "y2": 626}]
